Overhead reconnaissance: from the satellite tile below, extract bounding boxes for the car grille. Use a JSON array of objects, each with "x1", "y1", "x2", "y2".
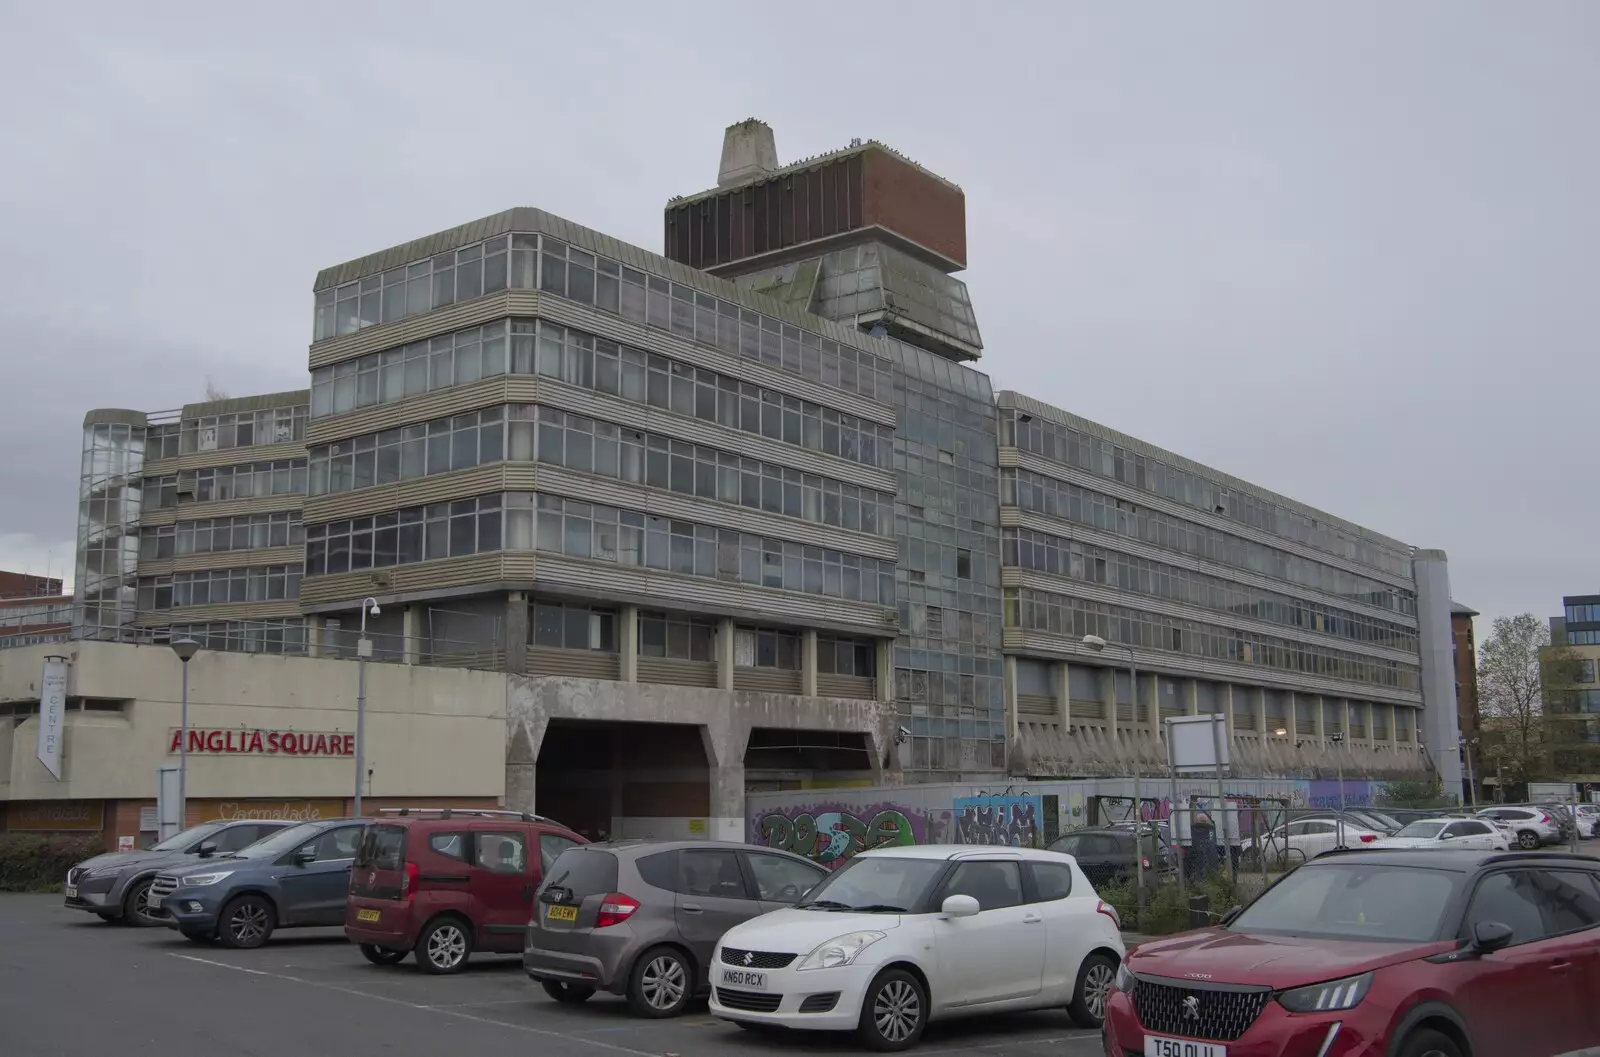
[
  {"x1": 1132, "y1": 976, "x2": 1269, "y2": 1042},
  {"x1": 149, "y1": 875, "x2": 179, "y2": 902},
  {"x1": 798, "y1": 992, "x2": 839, "y2": 1013},
  {"x1": 719, "y1": 947, "x2": 797, "y2": 969},
  {"x1": 716, "y1": 988, "x2": 782, "y2": 1013}
]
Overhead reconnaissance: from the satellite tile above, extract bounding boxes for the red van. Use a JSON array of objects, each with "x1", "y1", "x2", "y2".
[{"x1": 344, "y1": 808, "x2": 585, "y2": 973}]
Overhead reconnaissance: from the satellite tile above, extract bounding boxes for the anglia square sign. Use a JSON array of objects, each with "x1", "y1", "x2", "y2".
[{"x1": 167, "y1": 727, "x2": 354, "y2": 757}]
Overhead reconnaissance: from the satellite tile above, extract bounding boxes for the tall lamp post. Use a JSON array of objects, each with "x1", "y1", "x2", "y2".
[
  {"x1": 354, "y1": 597, "x2": 380, "y2": 818},
  {"x1": 1082, "y1": 634, "x2": 1145, "y2": 910},
  {"x1": 169, "y1": 638, "x2": 201, "y2": 828},
  {"x1": 1460, "y1": 736, "x2": 1478, "y2": 808}
]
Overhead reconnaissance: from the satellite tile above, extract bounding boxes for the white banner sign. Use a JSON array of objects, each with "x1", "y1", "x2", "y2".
[{"x1": 36, "y1": 657, "x2": 68, "y2": 780}]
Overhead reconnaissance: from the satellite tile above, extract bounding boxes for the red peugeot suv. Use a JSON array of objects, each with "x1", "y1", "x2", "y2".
[
  {"x1": 344, "y1": 808, "x2": 586, "y2": 973},
  {"x1": 1102, "y1": 849, "x2": 1600, "y2": 1057}
]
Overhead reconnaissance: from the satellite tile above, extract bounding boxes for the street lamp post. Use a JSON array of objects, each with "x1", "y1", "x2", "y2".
[
  {"x1": 169, "y1": 638, "x2": 201, "y2": 827},
  {"x1": 1082, "y1": 634, "x2": 1145, "y2": 911},
  {"x1": 1461, "y1": 736, "x2": 1478, "y2": 808},
  {"x1": 355, "y1": 597, "x2": 380, "y2": 818}
]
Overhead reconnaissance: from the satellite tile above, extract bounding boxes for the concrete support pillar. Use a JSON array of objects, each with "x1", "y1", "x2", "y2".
[
  {"x1": 305, "y1": 615, "x2": 322, "y2": 658},
  {"x1": 1003, "y1": 655, "x2": 1019, "y2": 743},
  {"x1": 1389, "y1": 704, "x2": 1400, "y2": 748},
  {"x1": 1057, "y1": 660, "x2": 1072, "y2": 730},
  {"x1": 1146, "y1": 673, "x2": 1160, "y2": 733},
  {"x1": 1256, "y1": 687, "x2": 1269, "y2": 739},
  {"x1": 402, "y1": 604, "x2": 422, "y2": 665},
  {"x1": 716, "y1": 617, "x2": 736, "y2": 691},
  {"x1": 504, "y1": 712, "x2": 549, "y2": 816},
  {"x1": 505, "y1": 591, "x2": 528, "y2": 675},
  {"x1": 1223, "y1": 683, "x2": 1236, "y2": 742},
  {"x1": 1339, "y1": 698, "x2": 1351, "y2": 741},
  {"x1": 1103, "y1": 666, "x2": 1118, "y2": 740},
  {"x1": 619, "y1": 605, "x2": 639, "y2": 682},
  {"x1": 701, "y1": 716, "x2": 751, "y2": 843},
  {"x1": 1313, "y1": 694, "x2": 1326, "y2": 741},
  {"x1": 875, "y1": 637, "x2": 893, "y2": 703},
  {"x1": 1286, "y1": 691, "x2": 1299, "y2": 742},
  {"x1": 801, "y1": 629, "x2": 819, "y2": 697},
  {"x1": 1186, "y1": 679, "x2": 1200, "y2": 716}
]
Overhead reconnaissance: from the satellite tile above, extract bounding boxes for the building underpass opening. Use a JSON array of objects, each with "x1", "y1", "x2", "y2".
[
  {"x1": 742, "y1": 727, "x2": 877, "y2": 792},
  {"x1": 534, "y1": 720, "x2": 710, "y2": 842}
]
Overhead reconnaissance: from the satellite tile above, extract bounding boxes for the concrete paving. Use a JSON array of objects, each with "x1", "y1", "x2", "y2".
[{"x1": 0, "y1": 894, "x2": 1106, "y2": 1057}]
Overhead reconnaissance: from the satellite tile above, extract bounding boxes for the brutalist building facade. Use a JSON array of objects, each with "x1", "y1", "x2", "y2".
[{"x1": 73, "y1": 120, "x2": 1458, "y2": 801}]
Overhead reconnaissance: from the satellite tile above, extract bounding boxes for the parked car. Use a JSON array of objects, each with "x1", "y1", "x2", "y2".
[
  {"x1": 1370, "y1": 817, "x2": 1510, "y2": 852},
  {"x1": 1575, "y1": 803, "x2": 1600, "y2": 838},
  {"x1": 1244, "y1": 817, "x2": 1382, "y2": 866},
  {"x1": 707, "y1": 845, "x2": 1125, "y2": 1050},
  {"x1": 63, "y1": 819, "x2": 294, "y2": 926},
  {"x1": 1475, "y1": 806, "x2": 1563, "y2": 850},
  {"x1": 154, "y1": 818, "x2": 366, "y2": 947},
  {"x1": 524, "y1": 840, "x2": 827, "y2": 1017},
  {"x1": 1533, "y1": 803, "x2": 1579, "y2": 842},
  {"x1": 1102, "y1": 848, "x2": 1600, "y2": 1057},
  {"x1": 1047, "y1": 827, "x2": 1175, "y2": 887},
  {"x1": 343, "y1": 807, "x2": 585, "y2": 973}
]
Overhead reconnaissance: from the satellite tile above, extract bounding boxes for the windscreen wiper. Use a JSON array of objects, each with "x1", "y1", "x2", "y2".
[{"x1": 796, "y1": 898, "x2": 852, "y2": 910}]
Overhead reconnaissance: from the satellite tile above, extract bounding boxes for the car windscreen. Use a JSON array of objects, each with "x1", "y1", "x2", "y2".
[
  {"x1": 1357, "y1": 809, "x2": 1402, "y2": 832},
  {"x1": 150, "y1": 821, "x2": 228, "y2": 852},
  {"x1": 230, "y1": 822, "x2": 325, "y2": 859},
  {"x1": 541, "y1": 849, "x2": 618, "y2": 897},
  {"x1": 796, "y1": 856, "x2": 946, "y2": 912},
  {"x1": 1229, "y1": 862, "x2": 1460, "y2": 942},
  {"x1": 354, "y1": 824, "x2": 405, "y2": 870},
  {"x1": 1394, "y1": 822, "x2": 1447, "y2": 839}
]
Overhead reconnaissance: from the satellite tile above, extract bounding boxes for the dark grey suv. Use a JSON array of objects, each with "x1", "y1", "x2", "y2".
[
  {"x1": 64, "y1": 820, "x2": 292, "y2": 926},
  {"x1": 525, "y1": 840, "x2": 825, "y2": 1018}
]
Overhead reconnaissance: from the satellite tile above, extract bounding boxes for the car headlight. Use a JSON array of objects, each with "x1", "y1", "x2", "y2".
[
  {"x1": 1277, "y1": 972, "x2": 1372, "y2": 1013},
  {"x1": 1114, "y1": 963, "x2": 1136, "y2": 993},
  {"x1": 181, "y1": 872, "x2": 234, "y2": 887},
  {"x1": 796, "y1": 930, "x2": 886, "y2": 971}
]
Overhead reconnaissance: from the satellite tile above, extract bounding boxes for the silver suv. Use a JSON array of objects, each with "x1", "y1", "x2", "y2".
[
  {"x1": 1474, "y1": 807, "x2": 1562, "y2": 849},
  {"x1": 524, "y1": 840, "x2": 826, "y2": 1018}
]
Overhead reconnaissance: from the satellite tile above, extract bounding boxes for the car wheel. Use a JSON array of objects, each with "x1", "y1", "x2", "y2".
[
  {"x1": 218, "y1": 895, "x2": 275, "y2": 949},
  {"x1": 359, "y1": 944, "x2": 408, "y2": 966},
  {"x1": 1517, "y1": 830, "x2": 1540, "y2": 850},
  {"x1": 1069, "y1": 951, "x2": 1118, "y2": 1029},
  {"x1": 1396, "y1": 1028, "x2": 1463, "y2": 1057},
  {"x1": 541, "y1": 980, "x2": 595, "y2": 1004},
  {"x1": 627, "y1": 946, "x2": 693, "y2": 1018},
  {"x1": 122, "y1": 879, "x2": 163, "y2": 927},
  {"x1": 856, "y1": 968, "x2": 927, "y2": 1051},
  {"x1": 415, "y1": 918, "x2": 472, "y2": 974}
]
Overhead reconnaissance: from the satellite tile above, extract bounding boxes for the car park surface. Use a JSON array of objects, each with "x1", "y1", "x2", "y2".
[{"x1": 0, "y1": 892, "x2": 1107, "y2": 1057}]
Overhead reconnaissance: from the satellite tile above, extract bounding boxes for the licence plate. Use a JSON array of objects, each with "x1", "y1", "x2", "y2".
[
  {"x1": 1145, "y1": 1037, "x2": 1226, "y2": 1057},
  {"x1": 721, "y1": 969, "x2": 767, "y2": 990},
  {"x1": 546, "y1": 905, "x2": 578, "y2": 922},
  {"x1": 356, "y1": 908, "x2": 381, "y2": 923},
  {"x1": 64, "y1": 885, "x2": 77, "y2": 899}
]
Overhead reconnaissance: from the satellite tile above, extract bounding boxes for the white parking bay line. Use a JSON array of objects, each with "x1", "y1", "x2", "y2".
[{"x1": 167, "y1": 954, "x2": 657, "y2": 1056}]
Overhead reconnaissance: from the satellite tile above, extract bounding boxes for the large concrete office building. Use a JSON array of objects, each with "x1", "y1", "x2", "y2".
[{"x1": 53, "y1": 120, "x2": 1459, "y2": 837}]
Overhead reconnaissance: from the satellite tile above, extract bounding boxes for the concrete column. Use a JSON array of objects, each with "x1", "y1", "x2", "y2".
[
  {"x1": 1102, "y1": 666, "x2": 1118, "y2": 739},
  {"x1": 1313, "y1": 694, "x2": 1326, "y2": 741},
  {"x1": 875, "y1": 636, "x2": 893, "y2": 703},
  {"x1": 1256, "y1": 687, "x2": 1269, "y2": 739},
  {"x1": 1004, "y1": 655, "x2": 1020, "y2": 742},
  {"x1": 1223, "y1": 683, "x2": 1236, "y2": 742},
  {"x1": 1147, "y1": 673, "x2": 1160, "y2": 732},
  {"x1": 716, "y1": 617, "x2": 736, "y2": 691},
  {"x1": 701, "y1": 716, "x2": 751, "y2": 843},
  {"x1": 1339, "y1": 698, "x2": 1351, "y2": 741},
  {"x1": 801, "y1": 629, "x2": 819, "y2": 697},
  {"x1": 402, "y1": 604, "x2": 422, "y2": 665},
  {"x1": 1286, "y1": 691, "x2": 1298, "y2": 742},
  {"x1": 505, "y1": 591, "x2": 528, "y2": 675},
  {"x1": 1387, "y1": 704, "x2": 1399, "y2": 748},
  {"x1": 504, "y1": 712, "x2": 549, "y2": 816},
  {"x1": 1186, "y1": 679, "x2": 1199, "y2": 716},
  {"x1": 619, "y1": 605, "x2": 639, "y2": 682},
  {"x1": 305, "y1": 615, "x2": 322, "y2": 658},
  {"x1": 1057, "y1": 660, "x2": 1072, "y2": 730}
]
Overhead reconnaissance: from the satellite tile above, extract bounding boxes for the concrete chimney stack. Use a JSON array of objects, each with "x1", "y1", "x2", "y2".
[{"x1": 717, "y1": 119, "x2": 779, "y2": 189}]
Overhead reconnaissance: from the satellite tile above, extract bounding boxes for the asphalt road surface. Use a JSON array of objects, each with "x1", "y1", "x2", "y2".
[{"x1": 0, "y1": 894, "x2": 1107, "y2": 1057}]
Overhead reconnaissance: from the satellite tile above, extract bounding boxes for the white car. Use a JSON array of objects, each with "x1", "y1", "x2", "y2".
[
  {"x1": 1369, "y1": 817, "x2": 1510, "y2": 852},
  {"x1": 1576, "y1": 804, "x2": 1600, "y2": 838},
  {"x1": 1246, "y1": 818, "x2": 1383, "y2": 865},
  {"x1": 1474, "y1": 807, "x2": 1563, "y2": 849},
  {"x1": 707, "y1": 845, "x2": 1125, "y2": 1050}
]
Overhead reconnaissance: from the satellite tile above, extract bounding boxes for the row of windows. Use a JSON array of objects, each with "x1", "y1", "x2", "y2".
[
  {"x1": 302, "y1": 492, "x2": 898, "y2": 608},
  {"x1": 1001, "y1": 528, "x2": 1419, "y2": 654},
  {"x1": 1002, "y1": 410, "x2": 1412, "y2": 578},
  {"x1": 1557, "y1": 689, "x2": 1600, "y2": 714},
  {"x1": 1566, "y1": 630, "x2": 1600, "y2": 645},
  {"x1": 309, "y1": 318, "x2": 894, "y2": 471},
  {"x1": 0, "y1": 601, "x2": 72, "y2": 626},
  {"x1": 146, "y1": 406, "x2": 308, "y2": 461},
  {"x1": 142, "y1": 460, "x2": 307, "y2": 509},
  {"x1": 1001, "y1": 469, "x2": 1417, "y2": 617},
  {"x1": 137, "y1": 565, "x2": 303, "y2": 611},
  {"x1": 1566, "y1": 604, "x2": 1600, "y2": 625},
  {"x1": 1002, "y1": 587, "x2": 1420, "y2": 692},
  {"x1": 306, "y1": 402, "x2": 894, "y2": 537},
  {"x1": 312, "y1": 232, "x2": 889, "y2": 403},
  {"x1": 0, "y1": 633, "x2": 70, "y2": 649},
  {"x1": 168, "y1": 620, "x2": 307, "y2": 655},
  {"x1": 140, "y1": 513, "x2": 304, "y2": 559}
]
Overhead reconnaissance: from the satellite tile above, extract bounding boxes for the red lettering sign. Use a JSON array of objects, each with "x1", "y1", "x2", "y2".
[{"x1": 165, "y1": 728, "x2": 354, "y2": 757}]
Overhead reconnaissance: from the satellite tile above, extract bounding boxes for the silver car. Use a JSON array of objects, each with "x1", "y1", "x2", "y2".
[{"x1": 524, "y1": 840, "x2": 826, "y2": 1018}]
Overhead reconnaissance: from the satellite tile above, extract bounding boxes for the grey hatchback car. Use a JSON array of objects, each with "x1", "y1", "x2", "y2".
[{"x1": 524, "y1": 840, "x2": 826, "y2": 1018}]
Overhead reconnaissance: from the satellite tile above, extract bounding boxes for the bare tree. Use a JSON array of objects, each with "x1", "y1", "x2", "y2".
[
  {"x1": 1477, "y1": 613, "x2": 1582, "y2": 785},
  {"x1": 204, "y1": 376, "x2": 229, "y2": 402}
]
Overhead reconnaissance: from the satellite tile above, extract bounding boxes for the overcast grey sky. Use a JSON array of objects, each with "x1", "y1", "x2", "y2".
[{"x1": 1, "y1": 3, "x2": 1594, "y2": 630}]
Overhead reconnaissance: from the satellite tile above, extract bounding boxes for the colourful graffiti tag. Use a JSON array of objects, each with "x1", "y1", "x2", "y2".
[
  {"x1": 752, "y1": 803, "x2": 921, "y2": 868},
  {"x1": 952, "y1": 794, "x2": 1043, "y2": 847}
]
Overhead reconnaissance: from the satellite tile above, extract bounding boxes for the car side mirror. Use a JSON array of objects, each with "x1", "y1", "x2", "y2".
[
  {"x1": 294, "y1": 849, "x2": 316, "y2": 865},
  {"x1": 1471, "y1": 920, "x2": 1513, "y2": 955},
  {"x1": 940, "y1": 894, "x2": 980, "y2": 919},
  {"x1": 196, "y1": 841, "x2": 218, "y2": 858},
  {"x1": 1220, "y1": 904, "x2": 1244, "y2": 926},
  {"x1": 1439, "y1": 832, "x2": 1454, "y2": 840}
]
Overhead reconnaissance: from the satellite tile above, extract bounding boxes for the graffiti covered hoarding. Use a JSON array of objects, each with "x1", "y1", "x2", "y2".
[
  {"x1": 952, "y1": 794, "x2": 1043, "y2": 847},
  {"x1": 751, "y1": 802, "x2": 923, "y2": 869}
]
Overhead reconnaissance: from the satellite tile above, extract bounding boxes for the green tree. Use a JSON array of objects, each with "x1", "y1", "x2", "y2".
[{"x1": 1476, "y1": 613, "x2": 1582, "y2": 785}]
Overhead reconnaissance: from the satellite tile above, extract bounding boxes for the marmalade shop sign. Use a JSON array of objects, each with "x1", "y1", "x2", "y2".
[{"x1": 167, "y1": 727, "x2": 354, "y2": 758}]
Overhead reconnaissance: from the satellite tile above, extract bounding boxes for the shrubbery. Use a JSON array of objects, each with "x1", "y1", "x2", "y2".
[
  {"x1": 0, "y1": 833, "x2": 104, "y2": 892},
  {"x1": 1100, "y1": 868, "x2": 1268, "y2": 936}
]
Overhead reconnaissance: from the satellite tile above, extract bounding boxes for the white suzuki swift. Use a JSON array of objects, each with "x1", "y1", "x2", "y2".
[{"x1": 707, "y1": 845, "x2": 1125, "y2": 1050}]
